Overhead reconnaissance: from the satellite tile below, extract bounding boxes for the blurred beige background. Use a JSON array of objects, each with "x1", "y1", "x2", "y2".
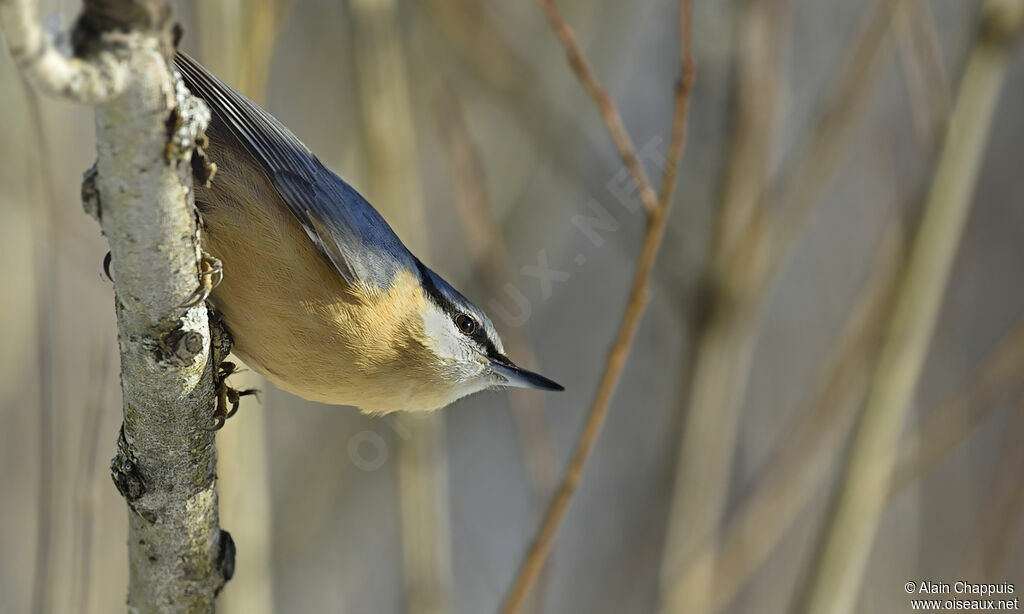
[{"x1": 1, "y1": 0, "x2": 1023, "y2": 612}]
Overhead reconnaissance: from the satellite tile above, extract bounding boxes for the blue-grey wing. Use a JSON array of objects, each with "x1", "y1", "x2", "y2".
[{"x1": 174, "y1": 52, "x2": 414, "y2": 288}]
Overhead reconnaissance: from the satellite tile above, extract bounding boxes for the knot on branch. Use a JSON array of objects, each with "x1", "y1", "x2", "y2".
[
  {"x1": 110, "y1": 424, "x2": 146, "y2": 502},
  {"x1": 73, "y1": 0, "x2": 174, "y2": 53},
  {"x1": 140, "y1": 318, "x2": 206, "y2": 366},
  {"x1": 156, "y1": 323, "x2": 204, "y2": 367}
]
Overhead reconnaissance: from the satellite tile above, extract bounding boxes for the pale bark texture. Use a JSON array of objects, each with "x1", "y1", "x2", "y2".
[{"x1": 0, "y1": 0, "x2": 231, "y2": 612}]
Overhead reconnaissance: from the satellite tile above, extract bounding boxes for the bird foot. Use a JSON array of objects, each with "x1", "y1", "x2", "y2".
[
  {"x1": 207, "y1": 360, "x2": 260, "y2": 431},
  {"x1": 181, "y1": 252, "x2": 224, "y2": 308}
]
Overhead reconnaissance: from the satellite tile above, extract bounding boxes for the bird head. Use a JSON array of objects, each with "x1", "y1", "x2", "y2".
[{"x1": 412, "y1": 261, "x2": 563, "y2": 403}]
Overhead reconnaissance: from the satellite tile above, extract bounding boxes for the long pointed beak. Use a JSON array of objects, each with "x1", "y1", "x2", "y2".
[{"x1": 490, "y1": 358, "x2": 564, "y2": 391}]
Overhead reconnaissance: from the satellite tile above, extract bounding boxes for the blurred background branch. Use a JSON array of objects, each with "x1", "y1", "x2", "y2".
[
  {"x1": 658, "y1": 0, "x2": 786, "y2": 609},
  {"x1": 20, "y1": 80, "x2": 60, "y2": 614},
  {"x1": 435, "y1": 86, "x2": 560, "y2": 611},
  {"x1": 500, "y1": 0, "x2": 695, "y2": 611},
  {"x1": 349, "y1": 0, "x2": 454, "y2": 611},
  {"x1": 800, "y1": 1, "x2": 1024, "y2": 611},
  {"x1": 696, "y1": 219, "x2": 907, "y2": 614}
]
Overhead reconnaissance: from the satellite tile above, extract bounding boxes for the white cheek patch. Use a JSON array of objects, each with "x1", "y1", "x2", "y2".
[
  {"x1": 419, "y1": 307, "x2": 492, "y2": 406},
  {"x1": 420, "y1": 308, "x2": 471, "y2": 363}
]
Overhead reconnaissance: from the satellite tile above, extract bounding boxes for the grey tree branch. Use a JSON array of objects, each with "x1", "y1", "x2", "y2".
[
  {"x1": 0, "y1": 0, "x2": 232, "y2": 612},
  {"x1": 0, "y1": 0, "x2": 128, "y2": 102}
]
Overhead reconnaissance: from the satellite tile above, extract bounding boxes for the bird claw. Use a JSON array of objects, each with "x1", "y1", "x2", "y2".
[
  {"x1": 206, "y1": 359, "x2": 260, "y2": 431},
  {"x1": 181, "y1": 252, "x2": 224, "y2": 309}
]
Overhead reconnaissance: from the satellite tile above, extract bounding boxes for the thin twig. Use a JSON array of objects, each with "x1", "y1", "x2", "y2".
[
  {"x1": 658, "y1": 0, "x2": 696, "y2": 211},
  {"x1": 533, "y1": 0, "x2": 661, "y2": 217},
  {"x1": 799, "y1": 3, "x2": 1024, "y2": 610},
  {"x1": 499, "y1": 1, "x2": 695, "y2": 611},
  {"x1": 498, "y1": 192, "x2": 668, "y2": 614}
]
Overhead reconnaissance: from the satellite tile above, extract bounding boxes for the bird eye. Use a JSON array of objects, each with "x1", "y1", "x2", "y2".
[{"x1": 454, "y1": 313, "x2": 476, "y2": 335}]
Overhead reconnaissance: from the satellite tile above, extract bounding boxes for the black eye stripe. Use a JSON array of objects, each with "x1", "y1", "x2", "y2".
[
  {"x1": 489, "y1": 349, "x2": 512, "y2": 365},
  {"x1": 415, "y1": 259, "x2": 449, "y2": 311},
  {"x1": 415, "y1": 259, "x2": 497, "y2": 354},
  {"x1": 416, "y1": 259, "x2": 465, "y2": 321}
]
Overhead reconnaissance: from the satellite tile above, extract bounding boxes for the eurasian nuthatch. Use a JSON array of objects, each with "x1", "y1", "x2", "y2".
[{"x1": 173, "y1": 53, "x2": 562, "y2": 414}]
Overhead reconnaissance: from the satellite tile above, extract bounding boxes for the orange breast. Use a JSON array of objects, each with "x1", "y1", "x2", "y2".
[{"x1": 195, "y1": 144, "x2": 454, "y2": 412}]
